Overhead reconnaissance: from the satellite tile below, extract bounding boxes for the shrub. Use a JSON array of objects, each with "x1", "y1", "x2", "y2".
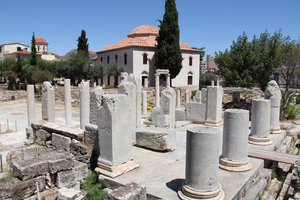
[
  {"x1": 296, "y1": 95, "x2": 300, "y2": 104},
  {"x1": 200, "y1": 72, "x2": 218, "y2": 86},
  {"x1": 80, "y1": 172, "x2": 104, "y2": 200},
  {"x1": 280, "y1": 91, "x2": 300, "y2": 120}
]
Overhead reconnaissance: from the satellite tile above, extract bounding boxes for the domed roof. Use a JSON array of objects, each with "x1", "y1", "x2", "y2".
[
  {"x1": 35, "y1": 38, "x2": 48, "y2": 44},
  {"x1": 128, "y1": 25, "x2": 159, "y2": 37}
]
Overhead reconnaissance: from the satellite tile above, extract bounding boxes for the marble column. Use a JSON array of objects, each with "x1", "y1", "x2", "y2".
[
  {"x1": 176, "y1": 90, "x2": 181, "y2": 108},
  {"x1": 27, "y1": 85, "x2": 35, "y2": 127},
  {"x1": 166, "y1": 74, "x2": 170, "y2": 88},
  {"x1": 142, "y1": 90, "x2": 147, "y2": 115},
  {"x1": 178, "y1": 126, "x2": 224, "y2": 200},
  {"x1": 64, "y1": 79, "x2": 72, "y2": 126},
  {"x1": 80, "y1": 81, "x2": 90, "y2": 130},
  {"x1": 42, "y1": 81, "x2": 55, "y2": 122},
  {"x1": 155, "y1": 74, "x2": 160, "y2": 107},
  {"x1": 185, "y1": 90, "x2": 190, "y2": 104},
  {"x1": 220, "y1": 109, "x2": 252, "y2": 172},
  {"x1": 249, "y1": 99, "x2": 273, "y2": 145}
]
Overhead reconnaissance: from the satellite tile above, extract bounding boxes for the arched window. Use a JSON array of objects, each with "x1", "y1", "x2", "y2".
[
  {"x1": 124, "y1": 53, "x2": 127, "y2": 65},
  {"x1": 100, "y1": 56, "x2": 103, "y2": 63},
  {"x1": 189, "y1": 56, "x2": 193, "y2": 66},
  {"x1": 115, "y1": 54, "x2": 118, "y2": 63},
  {"x1": 107, "y1": 56, "x2": 110, "y2": 64},
  {"x1": 143, "y1": 53, "x2": 148, "y2": 64},
  {"x1": 188, "y1": 72, "x2": 193, "y2": 85}
]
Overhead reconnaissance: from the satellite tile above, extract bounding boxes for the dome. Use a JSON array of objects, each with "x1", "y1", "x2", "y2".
[
  {"x1": 128, "y1": 25, "x2": 159, "y2": 37},
  {"x1": 35, "y1": 38, "x2": 48, "y2": 44}
]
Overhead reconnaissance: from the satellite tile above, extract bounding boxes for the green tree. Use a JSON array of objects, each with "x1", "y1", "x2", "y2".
[
  {"x1": 105, "y1": 61, "x2": 123, "y2": 87},
  {"x1": 30, "y1": 32, "x2": 37, "y2": 66},
  {"x1": 155, "y1": 0, "x2": 183, "y2": 81},
  {"x1": 216, "y1": 31, "x2": 285, "y2": 90},
  {"x1": 77, "y1": 30, "x2": 89, "y2": 56},
  {"x1": 31, "y1": 70, "x2": 54, "y2": 84}
]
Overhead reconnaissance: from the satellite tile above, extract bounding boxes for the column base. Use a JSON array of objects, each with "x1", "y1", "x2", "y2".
[
  {"x1": 219, "y1": 157, "x2": 252, "y2": 172},
  {"x1": 270, "y1": 128, "x2": 282, "y2": 134},
  {"x1": 205, "y1": 120, "x2": 223, "y2": 127},
  {"x1": 248, "y1": 135, "x2": 273, "y2": 146},
  {"x1": 178, "y1": 184, "x2": 225, "y2": 200},
  {"x1": 95, "y1": 160, "x2": 139, "y2": 178}
]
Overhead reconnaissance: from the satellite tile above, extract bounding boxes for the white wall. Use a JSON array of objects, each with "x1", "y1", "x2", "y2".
[
  {"x1": 2, "y1": 44, "x2": 29, "y2": 54},
  {"x1": 133, "y1": 48, "x2": 155, "y2": 85}
]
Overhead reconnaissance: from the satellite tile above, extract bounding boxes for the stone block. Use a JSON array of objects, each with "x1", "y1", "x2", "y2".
[
  {"x1": 206, "y1": 86, "x2": 223, "y2": 124},
  {"x1": 105, "y1": 182, "x2": 146, "y2": 200},
  {"x1": 22, "y1": 146, "x2": 38, "y2": 160},
  {"x1": 57, "y1": 170, "x2": 76, "y2": 188},
  {"x1": 84, "y1": 123, "x2": 98, "y2": 146},
  {"x1": 151, "y1": 107, "x2": 163, "y2": 124},
  {"x1": 73, "y1": 160, "x2": 89, "y2": 181},
  {"x1": 48, "y1": 152, "x2": 74, "y2": 174},
  {"x1": 25, "y1": 187, "x2": 58, "y2": 200},
  {"x1": 42, "y1": 81, "x2": 55, "y2": 122},
  {"x1": 90, "y1": 86, "x2": 104, "y2": 125},
  {"x1": 36, "y1": 129, "x2": 51, "y2": 145},
  {"x1": 70, "y1": 140, "x2": 91, "y2": 163},
  {"x1": 58, "y1": 187, "x2": 83, "y2": 200},
  {"x1": 175, "y1": 109, "x2": 185, "y2": 121},
  {"x1": 136, "y1": 127, "x2": 176, "y2": 151},
  {"x1": 52, "y1": 133, "x2": 71, "y2": 152},
  {"x1": 0, "y1": 176, "x2": 46, "y2": 200},
  {"x1": 185, "y1": 102, "x2": 206, "y2": 122},
  {"x1": 42, "y1": 122, "x2": 84, "y2": 141},
  {"x1": 156, "y1": 115, "x2": 169, "y2": 128}
]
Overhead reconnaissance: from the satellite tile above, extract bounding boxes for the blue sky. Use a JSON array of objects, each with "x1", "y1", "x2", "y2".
[{"x1": 1, "y1": 0, "x2": 299, "y2": 57}]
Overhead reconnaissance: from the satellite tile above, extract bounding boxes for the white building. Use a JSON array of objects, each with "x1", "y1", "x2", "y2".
[
  {"x1": 0, "y1": 43, "x2": 30, "y2": 60},
  {"x1": 35, "y1": 38, "x2": 60, "y2": 61},
  {"x1": 96, "y1": 25, "x2": 202, "y2": 88}
]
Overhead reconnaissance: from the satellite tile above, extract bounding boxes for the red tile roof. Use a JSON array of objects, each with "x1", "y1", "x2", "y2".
[
  {"x1": 101, "y1": 25, "x2": 196, "y2": 52},
  {"x1": 35, "y1": 38, "x2": 48, "y2": 45}
]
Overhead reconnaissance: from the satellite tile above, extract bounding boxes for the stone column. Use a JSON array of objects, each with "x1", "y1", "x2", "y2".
[
  {"x1": 178, "y1": 126, "x2": 224, "y2": 200},
  {"x1": 90, "y1": 86, "x2": 104, "y2": 125},
  {"x1": 211, "y1": 80, "x2": 215, "y2": 86},
  {"x1": 205, "y1": 85, "x2": 223, "y2": 126},
  {"x1": 64, "y1": 79, "x2": 72, "y2": 126},
  {"x1": 42, "y1": 81, "x2": 55, "y2": 122},
  {"x1": 166, "y1": 74, "x2": 170, "y2": 88},
  {"x1": 80, "y1": 81, "x2": 90, "y2": 130},
  {"x1": 201, "y1": 88, "x2": 207, "y2": 103},
  {"x1": 249, "y1": 99, "x2": 273, "y2": 145},
  {"x1": 27, "y1": 85, "x2": 35, "y2": 127},
  {"x1": 194, "y1": 91, "x2": 201, "y2": 103},
  {"x1": 128, "y1": 74, "x2": 142, "y2": 130},
  {"x1": 97, "y1": 94, "x2": 139, "y2": 178},
  {"x1": 185, "y1": 90, "x2": 190, "y2": 104},
  {"x1": 144, "y1": 77, "x2": 148, "y2": 88},
  {"x1": 119, "y1": 81, "x2": 137, "y2": 142},
  {"x1": 176, "y1": 90, "x2": 181, "y2": 108},
  {"x1": 220, "y1": 109, "x2": 252, "y2": 172},
  {"x1": 160, "y1": 87, "x2": 176, "y2": 128},
  {"x1": 265, "y1": 80, "x2": 282, "y2": 133},
  {"x1": 155, "y1": 74, "x2": 160, "y2": 107},
  {"x1": 142, "y1": 90, "x2": 147, "y2": 115}
]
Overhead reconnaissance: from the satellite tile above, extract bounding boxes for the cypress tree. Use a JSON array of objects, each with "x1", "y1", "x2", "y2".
[
  {"x1": 155, "y1": 0, "x2": 183, "y2": 79},
  {"x1": 77, "y1": 30, "x2": 89, "y2": 56},
  {"x1": 30, "y1": 32, "x2": 37, "y2": 65}
]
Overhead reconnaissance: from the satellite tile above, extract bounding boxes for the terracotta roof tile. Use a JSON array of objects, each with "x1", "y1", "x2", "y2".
[{"x1": 35, "y1": 38, "x2": 48, "y2": 44}]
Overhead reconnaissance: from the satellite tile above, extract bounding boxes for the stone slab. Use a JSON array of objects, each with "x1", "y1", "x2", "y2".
[
  {"x1": 105, "y1": 182, "x2": 147, "y2": 200},
  {"x1": 175, "y1": 109, "x2": 185, "y2": 121},
  {"x1": 136, "y1": 127, "x2": 176, "y2": 151},
  {"x1": 58, "y1": 187, "x2": 83, "y2": 200},
  {"x1": 57, "y1": 170, "x2": 75, "y2": 188},
  {"x1": 185, "y1": 102, "x2": 206, "y2": 122}
]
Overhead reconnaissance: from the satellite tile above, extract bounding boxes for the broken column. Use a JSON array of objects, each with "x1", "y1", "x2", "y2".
[
  {"x1": 118, "y1": 81, "x2": 137, "y2": 142},
  {"x1": 64, "y1": 79, "x2": 72, "y2": 126},
  {"x1": 160, "y1": 87, "x2": 176, "y2": 128},
  {"x1": 265, "y1": 80, "x2": 282, "y2": 133},
  {"x1": 97, "y1": 94, "x2": 139, "y2": 178},
  {"x1": 155, "y1": 73, "x2": 160, "y2": 107},
  {"x1": 42, "y1": 81, "x2": 55, "y2": 122},
  {"x1": 80, "y1": 81, "x2": 90, "y2": 130},
  {"x1": 128, "y1": 74, "x2": 142, "y2": 130},
  {"x1": 176, "y1": 90, "x2": 181, "y2": 108},
  {"x1": 205, "y1": 83, "x2": 223, "y2": 126},
  {"x1": 142, "y1": 90, "x2": 147, "y2": 115},
  {"x1": 249, "y1": 99, "x2": 273, "y2": 145},
  {"x1": 220, "y1": 109, "x2": 252, "y2": 172},
  {"x1": 27, "y1": 85, "x2": 35, "y2": 127},
  {"x1": 90, "y1": 86, "x2": 104, "y2": 125},
  {"x1": 178, "y1": 126, "x2": 224, "y2": 200}
]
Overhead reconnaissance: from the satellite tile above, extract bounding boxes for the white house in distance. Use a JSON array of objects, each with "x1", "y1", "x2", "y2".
[
  {"x1": 35, "y1": 38, "x2": 60, "y2": 61},
  {"x1": 0, "y1": 43, "x2": 31, "y2": 60},
  {"x1": 96, "y1": 25, "x2": 202, "y2": 88}
]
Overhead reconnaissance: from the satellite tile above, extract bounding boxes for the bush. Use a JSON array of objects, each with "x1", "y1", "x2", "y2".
[
  {"x1": 296, "y1": 95, "x2": 300, "y2": 104},
  {"x1": 80, "y1": 172, "x2": 104, "y2": 200},
  {"x1": 280, "y1": 91, "x2": 300, "y2": 120}
]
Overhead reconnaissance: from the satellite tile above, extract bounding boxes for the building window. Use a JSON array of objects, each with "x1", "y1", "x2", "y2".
[
  {"x1": 143, "y1": 53, "x2": 148, "y2": 64},
  {"x1": 0, "y1": 46, "x2": 2, "y2": 53},
  {"x1": 124, "y1": 53, "x2": 127, "y2": 65},
  {"x1": 17, "y1": 47, "x2": 22, "y2": 51},
  {"x1": 189, "y1": 56, "x2": 193, "y2": 66},
  {"x1": 37, "y1": 46, "x2": 40, "y2": 52},
  {"x1": 43, "y1": 46, "x2": 46, "y2": 52},
  {"x1": 107, "y1": 56, "x2": 110, "y2": 64},
  {"x1": 100, "y1": 56, "x2": 103, "y2": 63},
  {"x1": 188, "y1": 72, "x2": 193, "y2": 85},
  {"x1": 115, "y1": 54, "x2": 118, "y2": 63}
]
